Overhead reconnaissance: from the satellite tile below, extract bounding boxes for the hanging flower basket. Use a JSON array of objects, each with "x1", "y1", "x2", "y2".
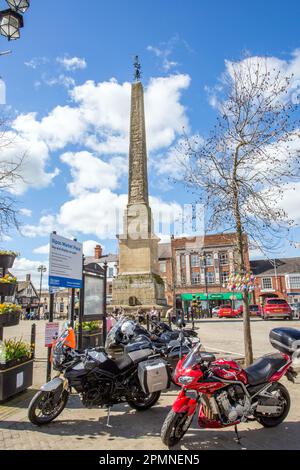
[
  {"x1": 0, "y1": 282, "x2": 17, "y2": 297},
  {"x1": 0, "y1": 304, "x2": 21, "y2": 327},
  {"x1": 0, "y1": 251, "x2": 18, "y2": 270}
]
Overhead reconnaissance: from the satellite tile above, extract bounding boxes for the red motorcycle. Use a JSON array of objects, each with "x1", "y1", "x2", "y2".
[{"x1": 161, "y1": 327, "x2": 300, "y2": 447}]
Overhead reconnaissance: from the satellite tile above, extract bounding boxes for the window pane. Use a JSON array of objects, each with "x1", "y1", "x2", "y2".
[
  {"x1": 262, "y1": 278, "x2": 273, "y2": 290},
  {"x1": 290, "y1": 277, "x2": 300, "y2": 289},
  {"x1": 191, "y1": 255, "x2": 200, "y2": 267},
  {"x1": 160, "y1": 261, "x2": 167, "y2": 273}
]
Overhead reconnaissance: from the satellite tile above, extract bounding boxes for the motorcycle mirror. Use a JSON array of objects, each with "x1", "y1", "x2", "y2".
[{"x1": 177, "y1": 319, "x2": 186, "y2": 329}]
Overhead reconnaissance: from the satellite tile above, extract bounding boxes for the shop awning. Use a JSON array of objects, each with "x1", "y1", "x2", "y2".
[{"x1": 181, "y1": 293, "x2": 244, "y2": 301}]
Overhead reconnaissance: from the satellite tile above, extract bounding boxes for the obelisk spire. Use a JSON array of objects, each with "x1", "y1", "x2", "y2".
[{"x1": 128, "y1": 58, "x2": 149, "y2": 206}]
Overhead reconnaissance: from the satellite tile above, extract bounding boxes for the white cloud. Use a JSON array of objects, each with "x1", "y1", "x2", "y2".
[
  {"x1": 33, "y1": 243, "x2": 50, "y2": 255},
  {"x1": 24, "y1": 57, "x2": 49, "y2": 69},
  {"x1": 207, "y1": 50, "x2": 300, "y2": 110},
  {"x1": 0, "y1": 131, "x2": 59, "y2": 195},
  {"x1": 14, "y1": 75, "x2": 191, "y2": 156},
  {"x1": 7, "y1": 74, "x2": 190, "y2": 197},
  {"x1": 57, "y1": 56, "x2": 87, "y2": 71},
  {"x1": 43, "y1": 74, "x2": 76, "y2": 89},
  {"x1": 60, "y1": 151, "x2": 126, "y2": 197},
  {"x1": 22, "y1": 215, "x2": 59, "y2": 239},
  {"x1": 20, "y1": 208, "x2": 32, "y2": 218},
  {"x1": 147, "y1": 36, "x2": 189, "y2": 73},
  {"x1": 279, "y1": 182, "x2": 300, "y2": 223},
  {"x1": 14, "y1": 257, "x2": 49, "y2": 288},
  {"x1": 24, "y1": 187, "x2": 183, "y2": 243}
]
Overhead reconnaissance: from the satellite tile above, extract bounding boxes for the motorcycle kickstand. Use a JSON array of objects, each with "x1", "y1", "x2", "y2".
[
  {"x1": 234, "y1": 425, "x2": 242, "y2": 446},
  {"x1": 106, "y1": 407, "x2": 112, "y2": 428}
]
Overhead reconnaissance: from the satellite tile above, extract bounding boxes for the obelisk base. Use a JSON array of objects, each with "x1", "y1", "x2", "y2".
[{"x1": 112, "y1": 273, "x2": 167, "y2": 309}]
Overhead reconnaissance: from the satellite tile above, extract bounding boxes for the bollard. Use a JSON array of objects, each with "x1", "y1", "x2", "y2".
[{"x1": 31, "y1": 323, "x2": 36, "y2": 358}]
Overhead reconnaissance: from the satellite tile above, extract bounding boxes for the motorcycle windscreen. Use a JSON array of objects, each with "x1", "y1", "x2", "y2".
[
  {"x1": 182, "y1": 345, "x2": 202, "y2": 369},
  {"x1": 105, "y1": 317, "x2": 129, "y2": 349}
]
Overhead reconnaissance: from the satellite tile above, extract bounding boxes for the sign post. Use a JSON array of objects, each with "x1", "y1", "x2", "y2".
[{"x1": 46, "y1": 233, "x2": 83, "y2": 381}]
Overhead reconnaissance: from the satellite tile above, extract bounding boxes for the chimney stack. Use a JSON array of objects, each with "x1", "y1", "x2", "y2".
[
  {"x1": 95, "y1": 245, "x2": 103, "y2": 260},
  {"x1": 26, "y1": 274, "x2": 31, "y2": 282}
]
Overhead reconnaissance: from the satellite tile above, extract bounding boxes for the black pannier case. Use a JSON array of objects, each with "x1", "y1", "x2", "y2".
[{"x1": 270, "y1": 328, "x2": 300, "y2": 355}]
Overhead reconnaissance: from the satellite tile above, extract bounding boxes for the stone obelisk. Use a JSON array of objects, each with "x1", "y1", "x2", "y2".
[{"x1": 112, "y1": 59, "x2": 166, "y2": 309}]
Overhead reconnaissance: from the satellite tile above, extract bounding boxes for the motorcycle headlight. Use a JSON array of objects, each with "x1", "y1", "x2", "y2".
[{"x1": 178, "y1": 376, "x2": 194, "y2": 385}]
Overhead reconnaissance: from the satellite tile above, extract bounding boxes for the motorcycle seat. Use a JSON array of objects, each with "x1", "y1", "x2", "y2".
[{"x1": 245, "y1": 353, "x2": 288, "y2": 386}]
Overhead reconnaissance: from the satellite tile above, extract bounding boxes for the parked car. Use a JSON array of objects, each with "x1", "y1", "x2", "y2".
[
  {"x1": 218, "y1": 305, "x2": 240, "y2": 319},
  {"x1": 212, "y1": 306, "x2": 220, "y2": 317},
  {"x1": 249, "y1": 304, "x2": 263, "y2": 317},
  {"x1": 262, "y1": 298, "x2": 293, "y2": 321}
]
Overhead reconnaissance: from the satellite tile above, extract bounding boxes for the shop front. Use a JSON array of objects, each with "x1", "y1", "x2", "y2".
[{"x1": 181, "y1": 292, "x2": 244, "y2": 313}]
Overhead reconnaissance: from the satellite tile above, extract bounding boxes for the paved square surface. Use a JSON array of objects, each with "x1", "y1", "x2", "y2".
[{"x1": 1, "y1": 319, "x2": 300, "y2": 450}]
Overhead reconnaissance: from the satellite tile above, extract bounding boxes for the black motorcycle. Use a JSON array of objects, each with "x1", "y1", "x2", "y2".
[
  {"x1": 107, "y1": 319, "x2": 201, "y2": 370},
  {"x1": 28, "y1": 320, "x2": 171, "y2": 426}
]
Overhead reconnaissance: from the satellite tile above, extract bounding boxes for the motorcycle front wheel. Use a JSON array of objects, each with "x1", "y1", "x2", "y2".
[
  {"x1": 28, "y1": 390, "x2": 69, "y2": 426},
  {"x1": 127, "y1": 391, "x2": 161, "y2": 411},
  {"x1": 161, "y1": 410, "x2": 193, "y2": 448}
]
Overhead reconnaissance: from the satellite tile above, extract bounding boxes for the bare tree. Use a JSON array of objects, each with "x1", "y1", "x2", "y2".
[
  {"x1": 180, "y1": 57, "x2": 300, "y2": 365},
  {"x1": 0, "y1": 112, "x2": 25, "y2": 239}
]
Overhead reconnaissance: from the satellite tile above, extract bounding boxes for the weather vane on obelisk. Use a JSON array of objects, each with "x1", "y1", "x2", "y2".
[{"x1": 133, "y1": 55, "x2": 142, "y2": 82}]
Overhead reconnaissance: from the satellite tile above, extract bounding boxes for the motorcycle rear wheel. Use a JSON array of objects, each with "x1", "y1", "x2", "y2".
[
  {"x1": 161, "y1": 410, "x2": 193, "y2": 448},
  {"x1": 28, "y1": 390, "x2": 69, "y2": 426},
  {"x1": 127, "y1": 391, "x2": 161, "y2": 411},
  {"x1": 255, "y1": 383, "x2": 290, "y2": 428}
]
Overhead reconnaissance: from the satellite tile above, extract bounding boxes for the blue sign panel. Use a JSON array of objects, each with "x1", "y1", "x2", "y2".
[{"x1": 49, "y1": 234, "x2": 83, "y2": 289}]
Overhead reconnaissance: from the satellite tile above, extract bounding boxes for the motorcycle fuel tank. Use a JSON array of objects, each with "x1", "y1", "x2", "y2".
[{"x1": 211, "y1": 359, "x2": 248, "y2": 384}]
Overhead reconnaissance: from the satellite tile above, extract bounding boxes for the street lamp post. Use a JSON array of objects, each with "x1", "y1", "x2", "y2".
[
  {"x1": 201, "y1": 253, "x2": 209, "y2": 318},
  {"x1": 37, "y1": 265, "x2": 47, "y2": 318}
]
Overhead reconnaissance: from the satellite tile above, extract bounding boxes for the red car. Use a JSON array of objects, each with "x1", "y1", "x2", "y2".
[
  {"x1": 233, "y1": 304, "x2": 263, "y2": 317},
  {"x1": 218, "y1": 304, "x2": 240, "y2": 318},
  {"x1": 249, "y1": 304, "x2": 263, "y2": 317},
  {"x1": 263, "y1": 298, "x2": 293, "y2": 321}
]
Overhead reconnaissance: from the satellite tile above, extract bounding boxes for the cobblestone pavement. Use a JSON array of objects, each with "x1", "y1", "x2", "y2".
[{"x1": 1, "y1": 319, "x2": 300, "y2": 450}]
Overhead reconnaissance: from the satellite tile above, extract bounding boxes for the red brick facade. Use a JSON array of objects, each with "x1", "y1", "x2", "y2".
[{"x1": 158, "y1": 233, "x2": 250, "y2": 307}]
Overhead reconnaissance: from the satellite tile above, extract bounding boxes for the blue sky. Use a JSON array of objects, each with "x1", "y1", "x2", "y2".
[{"x1": 1, "y1": 0, "x2": 300, "y2": 285}]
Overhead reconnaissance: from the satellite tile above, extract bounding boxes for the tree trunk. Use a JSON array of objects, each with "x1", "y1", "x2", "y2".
[
  {"x1": 233, "y1": 145, "x2": 254, "y2": 366},
  {"x1": 235, "y1": 225, "x2": 254, "y2": 366},
  {"x1": 243, "y1": 289, "x2": 253, "y2": 366}
]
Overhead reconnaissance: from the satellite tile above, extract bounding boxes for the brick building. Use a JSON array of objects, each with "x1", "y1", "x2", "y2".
[
  {"x1": 156, "y1": 233, "x2": 250, "y2": 310},
  {"x1": 251, "y1": 258, "x2": 300, "y2": 305}
]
